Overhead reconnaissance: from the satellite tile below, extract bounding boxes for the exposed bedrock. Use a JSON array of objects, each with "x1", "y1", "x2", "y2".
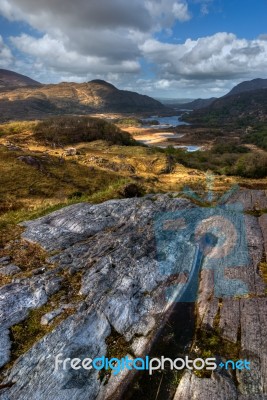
[{"x1": 0, "y1": 190, "x2": 266, "y2": 399}]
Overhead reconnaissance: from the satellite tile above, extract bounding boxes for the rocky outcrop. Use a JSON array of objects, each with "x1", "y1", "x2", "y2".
[
  {"x1": 0, "y1": 190, "x2": 266, "y2": 399},
  {"x1": 174, "y1": 371, "x2": 238, "y2": 400},
  {"x1": 174, "y1": 189, "x2": 267, "y2": 400}
]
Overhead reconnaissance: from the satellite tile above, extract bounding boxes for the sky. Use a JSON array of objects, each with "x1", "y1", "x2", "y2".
[{"x1": 0, "y1": 0, "x2": 267, "y2": 98}]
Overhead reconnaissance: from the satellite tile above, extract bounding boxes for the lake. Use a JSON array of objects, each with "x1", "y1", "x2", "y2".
[
  {"x1": 158, "y1": 145, "x2": 201, "y2": 152},
  {"x1": 142, "y1": 115, "x2": 189, "y2": 128}
]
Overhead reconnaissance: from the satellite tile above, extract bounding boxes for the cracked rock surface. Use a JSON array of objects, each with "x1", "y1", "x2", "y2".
[{"x1": 0, "y1": 190, "x2": 266, "y2": 399}]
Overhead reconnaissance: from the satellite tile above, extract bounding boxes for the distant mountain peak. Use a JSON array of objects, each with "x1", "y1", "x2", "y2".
[
  {"x1": 226, "y1": 77, "x2": 267, "y2": 97},
  {"x1": 0, "y1": 69, "x2": 41, "y2": 90},
  {"x1": 89, "y1": 79, "x2": 116, "y2": 89},
  {"x1": 0, "y1": 72, "x2": 166, "y2": 121}
]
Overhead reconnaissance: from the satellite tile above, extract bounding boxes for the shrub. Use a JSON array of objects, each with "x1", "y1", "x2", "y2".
[
  {"x1": 244, "y1": 128, "x2": 267, "y2": 151},
  {"x1": 212, "y1": 143, "x2": 249, "y2": 154},
  {"x1": 33, "y1": 116, "x2": 136, "y2": 146},
  {"x1": 233, "y1": 153, "x2": 267, "y2": 178}
]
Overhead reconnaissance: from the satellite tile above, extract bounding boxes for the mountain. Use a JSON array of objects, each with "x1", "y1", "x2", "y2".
[
  {"x1": 0, "y1": 69, "x2": 41, "y2": 90},
  {"x1": 176, "y1": 97, "x2": 217, "y2": 110},
  {"x1": 0, "y1": 72, "x2": 166, "y2": 121},
  {"x1": 175, "y1": 78, "x2": 267, "y2": 111},
  {"x1": 225, "y1": 78, "x2": 267, "y2": 97},
  {"x1": 185, "y1": 88, "x2": 267, "y2": 126}
]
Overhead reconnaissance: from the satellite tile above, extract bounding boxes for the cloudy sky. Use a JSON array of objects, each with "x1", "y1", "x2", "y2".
[{"x1": 0, "y1": 0, "x2": 267, "y2": 98}]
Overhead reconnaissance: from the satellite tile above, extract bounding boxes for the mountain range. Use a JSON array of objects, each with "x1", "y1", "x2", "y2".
[
  {"x1": 185, "y1": 87, "x2": 267, "y2": 126},
  {"x1": 0, "y1": 70, "x2": 267, "y2": 123},
  {"x1": 0, "y1": 70, "x2": 166, "y2": 121},
  {"x1": 177, "y1": 78, "x2": 267, "y2": 111}
]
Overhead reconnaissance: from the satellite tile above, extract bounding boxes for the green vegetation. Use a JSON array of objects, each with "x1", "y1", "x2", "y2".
[
  {"x1": 99, "y1": 327, "x2": 132, "y2": 382},
  {"x1": 0, "y1": 121, "x2": 36, "y2": 136},
  {"x1": 156, "y1": 143, "x2": 267, "y2": 179},
  {"x1": 233, "y1": 153, "x2": 267, "y2": 178},
  {"x1": 244, "y1": 126, "x2": 267, "y2": 150},
  {"x1": 141, "y1": 119, "x2": 159, "y2": 126},
  {"x1": 192, "y1": 327, "x2": 240, "y2": 378},
  {"x1": 259, "y1": 262, "x2": 267, "y2": 286},
  {"x1": 191, "y1": 299, "x2": 241, "y2": 379},
  {"x1": 115, "y1": 117, "x2": 142, "y2": 127},
  {"x1": 185, "y1": 89, "x2": 267, "y2": 128},
  {"x1": 0, "y1": 145, "x2": 132, "y2": 226},
  {"x1": 33, "y1": 116, "x2": 136, "y2": 146},
  {"x1": 212, "y1": 143, "x2": 249, "y2": 154}
]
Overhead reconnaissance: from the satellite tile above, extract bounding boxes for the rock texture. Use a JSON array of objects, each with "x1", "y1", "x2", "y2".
[
  {"x1": 0, "y1": 190, "x2": 266, "y2": 400},
  {"x1": 174, "y1": 189, "x2": 267, "y2": 400}
]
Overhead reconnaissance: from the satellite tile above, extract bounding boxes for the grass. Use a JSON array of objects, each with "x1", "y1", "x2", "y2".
[
  {"x1": 259, "y1": 262, "x2": 267, "y2": 286},
  {"x1": 191, "y1": 299, "x2": 240, "y2": 379},
  {"x1": 192, "y1": 327, "x2": 240, "y2": 378},
  {"x1": 0, "y1": 121, "x2": 37, "y2": 136},
  {"x1": 99, "y1": 327, "x2": 132, "y2": 383}
]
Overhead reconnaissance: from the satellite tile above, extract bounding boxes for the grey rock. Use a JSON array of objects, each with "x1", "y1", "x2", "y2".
[
  {"x1": 0, "y1": 265, "x2": 21, "y2": 277},
  {"x1": 0, "y1": 329, "x2": 11, "y2": 368},
  {"x1": 17, "y1": 156, "x2": 41, "y2": 169},
  {"x1": 41, "y1": 309, "x2": 63, "y2": 325},
  {"x1": 0, "y1": 257, "x2": 11, "y2": 264},
  {"x1": 0, "y1": 190, "x2": 266, "y2": 399},
  {"x1": 219, "y1": 299, "x2": 240, "y2": 343},
  {"x1": 32, "y1": 267, "x2": 46, "y2": 275},
  {"x1": 2, "y1": 309, "x2": 110, "y2": 400},
  {"x1": 173, "y1": 372, "x2": 238, "y2": 400}
]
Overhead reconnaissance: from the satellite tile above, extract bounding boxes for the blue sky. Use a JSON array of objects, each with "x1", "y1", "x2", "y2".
[{"x1": 0, "y1": 0, "x2": 267, "y2": 98}]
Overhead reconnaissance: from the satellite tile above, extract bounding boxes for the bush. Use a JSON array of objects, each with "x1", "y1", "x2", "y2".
[
  {"x1": 212, "y1": 143, "x2": 249, "y2": 154},
  {"x1": 116, "y1": 117, "x2": 142, "y2": 127},
  {"x1": 233, "y1": 153, "x2": 267, "y2": 178},
  {"x1": 244, "y1": 128, "x2": 267, "y2": 151},
  {"x1": 33, "y1": 116, "x2": 136, "y2": 147},
  {"x1": 119, "y1": 183, "x2": 144, "y2": 198}
]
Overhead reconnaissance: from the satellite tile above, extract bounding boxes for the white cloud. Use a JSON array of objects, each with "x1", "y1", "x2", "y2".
[
  {"x1": 172, "y1": 2, "x2": 191, "y2": 22},
  {"x1": 200, "y1": 3, "x2": 209, "y2": 15},
  {"x1": 140, "y1": 32, "x2": 267, "y2": 80},
  {"x1": 0, "y1": 0, "x2": 192, "y2": 82},
  {"x1": 10, "y1": 34, "x2": 141, "y2": 75},
  {"x1": 0, "y1": 0, "x2": 266, "y2": 97},
  {"x1": 0, "y1": 35, "x2": 13, "y2": 67}
]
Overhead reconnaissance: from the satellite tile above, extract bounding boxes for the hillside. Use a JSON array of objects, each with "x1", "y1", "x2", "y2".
[
  {"x1": 185, "y1": 88, "x2": 267, "y2": 126},
  {"x1": 0, "y1": 69, "x2": 41, "y2": 90},
  {"x1": 177, "y1": 78, "x2": 267, "y2": 111},
  {"x1": 176, "y1": 97, "x2": 217, "y2": 110},
  {"x1": 0, "y1": 73, "x2": 166, "y2": 121},
  {"x1": 225, "y1": 77, "x2": 267, "y2": 97}
]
